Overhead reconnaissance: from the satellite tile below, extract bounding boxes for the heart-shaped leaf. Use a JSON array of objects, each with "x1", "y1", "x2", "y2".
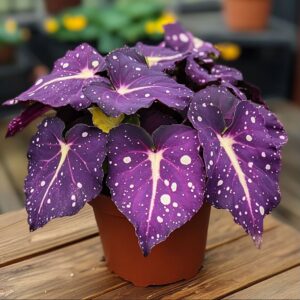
[
  {"x1": 84, "y1": 48, "x2": 193, "y2": 117},
  {"x1": 6, "y1": 103, "x2": 52, "y2": 137},
  {"x1": 5, "y1": 43, "x2": 105, "y2": 110},
  {"x1": 107, "y1": 124, "x2": 205, "y2": 255},
  {"x1": 188, "y1": 100, "x2": 283, "y2": 246},
  {"x1": 25, "y1": 117, "x2": 107, "y2": 230},
  {"x1": 192, "y1": 85, "x2": 288, "y2": 147}
]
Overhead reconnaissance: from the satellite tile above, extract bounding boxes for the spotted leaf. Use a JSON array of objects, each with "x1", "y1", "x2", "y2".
[
  {"x1": 164, "y1": 22, "x2": 219, "y2": 62},
  {"x1": 5, "y1": 43, "x2": 106, "y2": 110},
  {"x1": 186, "y1": 57, "x2": 243, "y2": 85},
  {"x1": 185, "y1": 57, "x2": 245, "y2": 99},
  {"x1": 6, "y1": 103, "x2": 52, "y2": 137},
  {"x1": 107, "y1": 124, "x2": 205, "y2": 255},
  {"x1": 136, "y1": 42, "x2": 186, "y2": 71},
  {"x1": 192, "y1": 85, "x2": 240, "y2": 126},
  {"x1": 188, "y1": 100, "x2": 283, "y2": 246},
  {"x1": 257, "y1": 105, "x2": 288, "y2": 148},
  {"x1": 83, "y1": 48, "x2": 193, "y2": 117},
  {"x1": 25, "y1": 117, "x2": 107, "y2": 230}
]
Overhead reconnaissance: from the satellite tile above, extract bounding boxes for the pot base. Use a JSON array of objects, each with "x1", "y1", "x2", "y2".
[{"x1": 91, "y1": 195, "x2": 211, "y2": 287}]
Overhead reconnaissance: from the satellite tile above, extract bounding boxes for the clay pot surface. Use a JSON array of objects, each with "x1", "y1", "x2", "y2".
[
  {"x1": 90, "y1": 195, "x2": 211, "y2": 287},
  {"x1": 45, "y1": 0, "x2": 81, "y2": 14},
  {"x1": 223, "y1": 0, "x2": 272, "y2": 31},
  {"x1": 0, "y1": 45, "x2": 16, "y2": 65}
]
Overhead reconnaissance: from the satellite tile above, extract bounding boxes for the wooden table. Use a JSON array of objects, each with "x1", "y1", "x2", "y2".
[{"x1": 0, "y1": 206, "x2": 300, "y2": 299}]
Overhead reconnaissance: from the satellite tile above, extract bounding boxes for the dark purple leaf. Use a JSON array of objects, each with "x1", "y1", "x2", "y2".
[
  {"x1": 84, "y1": 48, "x2": 193, "y2": 117},
  {"x1": 185, "y1": 57, "x2": 245, "y2": 99},
  {"x1": 4, "y1": 43, "x2": 106, "y2": 110},
  {"x1": 136, "y1": 42, "x2": 186, "y2": 71},
  {"x1": 6, "y1": 103, "x2": 51, "y2": 137},
  {"x1": 139, "y1": 103, "x2": 179, "y2": 134},
  {"x1": 188, "y1": 100, "x2": 282, "y2": 246},
  {"x1": 186, "y1": 57, "x2": 243, "y2": 86},
  {"x1": 164, "y1": 22, "x2": 219, "y2": 62},
  {"x1": 237, "y1": 81, "x2": 266, "y2": 106},
  {"x1": 107, "y1": 124, "x2": 205, "y2": 255},
  {"x1": 25, "y1": 117, "x2": 107, "y2": 230}
]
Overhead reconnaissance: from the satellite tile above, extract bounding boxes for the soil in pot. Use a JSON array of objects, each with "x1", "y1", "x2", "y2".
[
  {"x1": 90, "y1": 195, "x2": 211, "y2": 287},
  {"x1": 223, "y1": 0, "x2": 272, "y2": 31}
]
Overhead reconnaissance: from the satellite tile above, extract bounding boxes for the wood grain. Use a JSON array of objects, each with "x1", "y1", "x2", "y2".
[
  {"x1": 0, "y1": 211, "x2": 297, "y2": 299},
  {"x1": 0, "y1": 238, "x2": 128, "y2": 300},
  {"x1": 0, "y1": 205, "x2": 278, "y2": 268},
  {"x1": 225, "y1": 265, "x2": 300, "y2": 299},
  {"x1": 94, "y1": 225, "x2": 300, "y2": 300},
  {"x1": 0, "y1": 205, "x2": 98, "y2": 267}
]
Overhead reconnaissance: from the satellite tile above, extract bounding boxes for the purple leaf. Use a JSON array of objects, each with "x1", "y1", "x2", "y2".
[
  {"x1": 185, "y1": 57, "x2": 245, "y2": 99},
  {"x1": 192, "y1": 85, "x2": 288, "y2": 148},
  {"x1": 188, "y1": 100, "x2": 282, "y2": 246},
  {"x1": 257, "y1": 105, "x2": 288, "y2": 148},
  {"x1": 25, "y1": 117, "x2": 107, "y2": 230},
  {"x1": 192, "y1": 85, "x2": 240, "y2": 126},
  {"x1": 164, "y1": 22, "x2": 219, "y2": 62},
  {"x1": 6, "y1": 103, "x2": 51, "y2": 137},
  {"x1": 237, "y1": 81, "x2": 266, "y2": 106},
  {"x1": 186, "y1": 57, "x2": 243, "y2": 87},
  {"x1": 136, "y1": 42, "x2": 186, "y2": 71},
  {"x1": 139, "y1": 103, "x2": 179, "y2": 134},
  {"x1": 4, "y1": 43, "x2": 106, "y2": 110},
  {"x1": 107, "y1": 124, "x2": 205, "y2": 255},
  {"x1": 84, "y1": 48, "x2": 193, "y2": 117}
]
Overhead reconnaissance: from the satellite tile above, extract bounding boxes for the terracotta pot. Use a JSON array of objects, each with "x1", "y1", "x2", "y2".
[
  {"x1": 90, "y1": 195, "x2": 211, "y2": 287},
  {"x1": 44, "y1": 0, "x2": 81, "y2": 14},
  {"x1": 223, "y1": 0, "x2": 272, "y2": 31},
  {"x1": 0, "y1": 45, "x2": 16, "y2": 65}
]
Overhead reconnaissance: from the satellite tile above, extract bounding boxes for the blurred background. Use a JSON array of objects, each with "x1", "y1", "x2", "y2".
[{"x1": 0, "y1": 0, "x2": 299, "y2": 230}]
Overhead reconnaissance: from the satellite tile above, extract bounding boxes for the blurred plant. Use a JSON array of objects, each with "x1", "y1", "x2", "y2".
[
  {"x1": 215, "y1": 42, "x2": 241, "y2": 61},
  {"x1": 43, "y1": 0, "x2": 175, "y2": 53},
  {"x1": 0, "y1": 18, "x2": 26, "y2": 45}
]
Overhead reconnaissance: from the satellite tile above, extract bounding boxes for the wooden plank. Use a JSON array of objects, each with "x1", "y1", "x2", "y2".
[
  {"x1": 0, "y1": 205, "x2": 278, "y2": 268},
  {"x1": 206, "y1": 209, "x2": 278, "y2": 249},
  {"x1": 0, "y1": 161, "x2": 22, "y2": 214},
  {"x1": 225, "y1": 266, "x2": 300, "y2": 299},
  {"x1": 0, "y1": 205, "x2": 98, "y2": 267},
  {"x1": 0, "y1": 237, "x2": 128, "y2": 300},
  {"x1": 94, "y1": 225, "x2": 300, "y2": 300}
]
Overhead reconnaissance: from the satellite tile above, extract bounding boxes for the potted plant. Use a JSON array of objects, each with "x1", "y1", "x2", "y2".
[{"x1": 3, "y1": 22, "x2": 287, "y2": 287}]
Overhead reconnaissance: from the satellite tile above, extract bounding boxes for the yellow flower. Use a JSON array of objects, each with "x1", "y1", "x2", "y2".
[
  {"x1": 145, "y1": 21, "x2": 157, "y2": 35},
  {"x1": 145, "y1": 12, "x2": 176, "y2": 35},
  {"x1": 89, "y1": 107, "x2": 124, "y2": 134},
  {"x1": 215, "y1": 43, "x2": 241, "y2": 61},
  {"x1": 44, "y1": 18, "x2": 59, "y2": 33},
  {"x1": 4, "y1": 18, "x2": 17, "y2": 33},
  {"x1": 63, "y1": 15, "x2": 87, "y2": 32}
]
